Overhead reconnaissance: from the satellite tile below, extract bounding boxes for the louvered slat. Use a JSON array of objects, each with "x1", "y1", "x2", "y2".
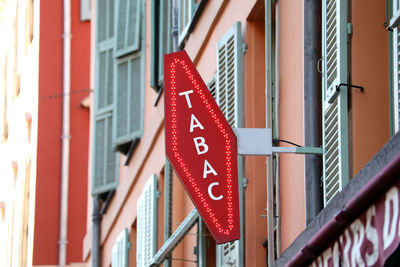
[
  {"x1": 94, "y1": 118, "x2": 106, "y2": 189},
  {"x1": 97, "y1": 48, "x2": 114, "y2": 111}
]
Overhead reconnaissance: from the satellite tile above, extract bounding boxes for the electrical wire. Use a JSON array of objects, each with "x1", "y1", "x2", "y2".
[{"x1": 272, "y1": 139, "x2": 302, "y2": 147}]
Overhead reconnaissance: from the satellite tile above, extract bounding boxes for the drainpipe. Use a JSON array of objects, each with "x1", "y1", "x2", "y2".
[
  {"x1": 304, "y1": 0, "x2": 322, "y2": 225},
  {"x1": 265, "y1": 0, "x2": 275, "y2": 265},
  {"x1": 92, "y1": 198, "x2": 101, "y2": 267},
  {"x1": 58, "y1": 0, "x2": 71, "y2": 265},
  {"x1": 274, "y1": 1, "x2": 281, "y2": 257}
]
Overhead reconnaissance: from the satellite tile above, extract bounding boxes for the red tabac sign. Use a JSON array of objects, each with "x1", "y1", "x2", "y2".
[{"x1": 164, "y1": 51, "x2": 240, "y2": 244}]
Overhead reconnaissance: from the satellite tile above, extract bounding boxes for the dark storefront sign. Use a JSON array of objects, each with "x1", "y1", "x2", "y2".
[
  {"x1": 309, "y1": 180, "x2": 400, "y2": 267},
  {"x1": 276, "y1": 133, "x2": 400, "y2": 267}
]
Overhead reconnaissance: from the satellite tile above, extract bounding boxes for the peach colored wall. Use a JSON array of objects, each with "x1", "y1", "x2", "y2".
[
  {"x1": 350, "y1": 0, "x2": 390, "y2": 176},
  {"x1": 278, "y1": 0, "x2": 306, "y2": 251},
  {"x1": 244, "y1": 17, "x2": 268, "y2": 266}
]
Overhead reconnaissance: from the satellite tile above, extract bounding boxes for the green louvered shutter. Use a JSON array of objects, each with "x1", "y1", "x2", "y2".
[
  {"x1": 113, "y1": 0, "x2": 144, "y2": 150},
  {"x1": 112, "y1": 228, "x2": 130, "y2": 267},
  {"x1": 391, "y1": 1, "x2": 400, "y2": 133},
  {"x1": 115, "y1": 0, "x2": 141, "y2": 57},
  {"x1": 216, "y1": 22, "x2": 243, "y2": 267},
  {"x1": 150, "y1": 0, "x2": 172, "y2": 90},
  {"x1": 136, "y1": 175, "x2": 158, "y2": 267},
  {"x1": 114, "y1": 54, "x2": 144, "y2": 146},
  {"x1": 322, "y1": 0, "x2": 349, "y2": 205},
  {"x1": 92, "y1": 0, "x2": 119, "y2": 195}
]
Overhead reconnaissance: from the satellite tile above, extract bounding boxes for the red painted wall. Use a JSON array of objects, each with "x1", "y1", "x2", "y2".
[{"x1": 34, "y1": 0, "x2": 89, "y2": 264}]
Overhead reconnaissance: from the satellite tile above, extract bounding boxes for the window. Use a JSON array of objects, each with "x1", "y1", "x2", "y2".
[
  {"x1": 92, "y1": 0, "x2": 145, "y2": 195},
  {"x1": 136, "y1": 175, "x2": 158, "y2": 267},
  {"x1": 150, "y1": 0, "x2": 172, "y2": 92},
  {"x1": 321, "y1": 0, "x2": 349, "y2": 205},
  {"x1": 177, "y1": 0, "x2": 207, "y2": 47},
  {"x1": 112, "y1": 228, "x2": 130, "y2": 267}
]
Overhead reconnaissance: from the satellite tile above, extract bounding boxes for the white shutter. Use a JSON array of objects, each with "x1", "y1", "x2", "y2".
[
  {"x1": 136, "y1": 175, "x2": 158, "y2": 267},
  {"x1": 112, "y1": 228, "x2": 130, "y2": 267},
  {"x1": 391, "y1": 1, "x2": 400, "y2": 133},
  {"x1": 322, "y1": 0, "x2": 349, "y2": 205},
  {"x1": 216, "y1": 22, "x2": 243, "y2": 128},
  {"x1": 216, "y1": 22, "x2": 243, "y2": 267}
]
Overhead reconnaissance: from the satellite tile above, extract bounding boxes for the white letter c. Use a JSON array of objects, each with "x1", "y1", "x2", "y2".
[{"x1": 208, "y1": 182, "x2": 223, "y2": 201}]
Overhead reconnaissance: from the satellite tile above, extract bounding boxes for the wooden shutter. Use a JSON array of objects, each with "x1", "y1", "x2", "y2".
[
  {"x1": 92, "y1": 114, "x2": 119, "y2": 194},
  {"x1": 112, "y1": 228, "x2": 130, "y2": 267},
  {"x1": 97, "y1": 0, "x2": 114, "y2": 43},
  {"x1": 114, "y1": 54, "x2": 144, "y2": 146},
  {"x1": 150, "y1": 0, "x2": 171, "y2": 90},
  {"x1": 216, "y1": 22, "x2": 243, "y2": 267},
  {"x1": 92, "y1": 0, "x2": 118, "y2": 195},
  {"x1": 115, "y1": 0, "x2": 141, "y2": 57},
  {"x1": 136, "y1": 175, "x2": 158, "y2": 267},
  {"x1": 391, "y1": 1, "x2": 400, "y2": 133},
  {"x1": 322, "y1": 0, "x2": 349, "y2": 205}
]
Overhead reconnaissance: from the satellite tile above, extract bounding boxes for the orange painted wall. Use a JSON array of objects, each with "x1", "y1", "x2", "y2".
[
  {"x1": 34, "y1": 0, "x2": 90, "y2": 264},
  {"x1": 350, "y1": 0, "x2": 390, "y2": 176},
  {"x1": 34, "y1": 0, "x2": 63, "y2": 263},
  {"x1": 244, "y1": 17, "x2": 268, "y2": 267},
  {"x1": 278, "y1": 0, "x2": 306, "y2": 251}
]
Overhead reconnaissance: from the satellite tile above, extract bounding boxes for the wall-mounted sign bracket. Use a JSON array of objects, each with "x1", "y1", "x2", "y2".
[{"x1": 233, "y1": 128, "x2": 323, "y2": 156}]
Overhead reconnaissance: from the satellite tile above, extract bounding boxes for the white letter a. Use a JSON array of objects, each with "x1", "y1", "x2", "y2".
[
  {"x1": 190, "y1": 114, "x2": 204, "y2": 132},
  {"x1": 203, "y1": 160, "x2": 217, "y2": 178}
]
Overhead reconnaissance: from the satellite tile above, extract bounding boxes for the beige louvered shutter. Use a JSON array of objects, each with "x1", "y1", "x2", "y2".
[
  {"x1": 216, "y1": 22, "x2": 243, "y2": 267},
  {"x1": 112, "y1": 228, "x2": 130, "y2": 267},
  {"x1": 92, "y1": 0, "x2": 119, "y2": 195},
  {"x1": 115, "y1": 0, "x2": 141, "y2": 57},
  {"x1": 322, "y1": 0, "x2": 349, "y2": 205},
  {"x1": 136, "y1": 175, "x2": 158, "y2": 267}
]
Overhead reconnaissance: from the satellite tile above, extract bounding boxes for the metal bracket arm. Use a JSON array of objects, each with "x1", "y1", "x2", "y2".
[
  {"x1": 234, "y1": 128, "x2": 323, "y2": 156},
  {"x1": 148, "y1": 209, "x2": 199, "y2": 266}
]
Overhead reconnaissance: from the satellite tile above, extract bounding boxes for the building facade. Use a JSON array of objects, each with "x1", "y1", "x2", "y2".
[
  {"x1": 84, "y1": 0, "x2": 400, "y2": 266},
  {"x1": 0, "y1": 0, "x2": 91, "y2": 266}
]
